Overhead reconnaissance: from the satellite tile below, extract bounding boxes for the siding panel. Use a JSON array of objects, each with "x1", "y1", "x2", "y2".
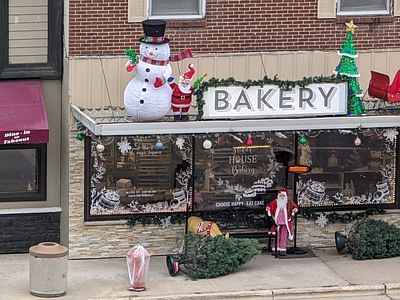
[
  {"x1": 8, "y1": 0, "x2": 48, "y2": 64},
  {"x1": 69, "y1": 50, "x2": 400, "y2": 109}
]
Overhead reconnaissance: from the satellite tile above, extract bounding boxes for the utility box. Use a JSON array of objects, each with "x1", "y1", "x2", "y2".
[{"x1": 29, "y1": 242, "x2": 68, "y2": 297}]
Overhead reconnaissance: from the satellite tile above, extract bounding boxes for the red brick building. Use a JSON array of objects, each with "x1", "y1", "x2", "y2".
[{"x1": 68, "y1": 0, "x2": 400, "y2": 55}]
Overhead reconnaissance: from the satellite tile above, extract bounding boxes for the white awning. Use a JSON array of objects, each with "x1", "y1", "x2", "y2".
[{"x1": 71, "y1": 104, "x2": 400, "y2": 136}]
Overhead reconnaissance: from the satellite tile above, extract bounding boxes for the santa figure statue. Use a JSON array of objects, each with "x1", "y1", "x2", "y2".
[
  {"x1": 171, "y1": 64, "x2": 196, "y2": 121},
  {"x1": 266, "y1": 189, "x2": 298, "y2": 256}
]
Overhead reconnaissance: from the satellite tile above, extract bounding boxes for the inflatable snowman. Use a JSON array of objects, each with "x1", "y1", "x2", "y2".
[
  {"x1": 124, "y1": 20, "x2": 172, "y2": 121},
  {"x1": 124, "y1": 20, "x2": 192, "y2": 121}
]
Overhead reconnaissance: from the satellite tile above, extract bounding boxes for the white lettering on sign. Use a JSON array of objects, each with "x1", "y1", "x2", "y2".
[
  {"x1": 202, "y1": 83, "x2": 348, "y2": 119},
  {"x1": 3, "y1": 130, "x2": 31, "y2": 144},
  {"x1": 215, "y1": 200, "x2": 265, "y2": 209},
  {"x1": 215, "y1": 202, "x2": 231, "y2": 208},
  {"x1": 229, "y1": 148, "x2": 257, "y2": 176}
]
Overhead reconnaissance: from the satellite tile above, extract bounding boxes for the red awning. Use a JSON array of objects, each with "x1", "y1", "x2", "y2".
[{"x1": 0, "y1": 80, "x2": 49, "y2": 145}]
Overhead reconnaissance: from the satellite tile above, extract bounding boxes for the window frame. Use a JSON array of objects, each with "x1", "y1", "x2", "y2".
[
  {"x1": 84, "y1": 135, "x2": 194, "y2": 221},
  {"x1": 336, "y1": 0, "x2": 391, "y2": 16},
  {"x1": 0, "y1": 0, "x2": 63, "y2": 79},
  {"x1": 296, "y1": 130, "x2": 397, "y2": 210},
  {"x1": 0, "y1": 143, "x2": 47, "y2": 202},
  {"x1": 148, "y1": 0, "x2": 206, "y2": 20}
]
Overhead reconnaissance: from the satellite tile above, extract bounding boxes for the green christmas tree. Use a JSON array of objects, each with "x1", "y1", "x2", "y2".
[{"x1": 334, "y1": 20, "x2": 365, "y2": 116}]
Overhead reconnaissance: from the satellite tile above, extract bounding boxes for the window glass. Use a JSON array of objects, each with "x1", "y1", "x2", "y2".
[
  {"x1": 0, "y1": 149, "x2": 38, "y2": 193},
  {"x1": 193, "y1": 132, "x2": 294, "y2": 211},
  {"x1": 0, "y1": 144, "x2": 45, "y2": 201},
  {"x1": 297, "y1": 129, "x2": 397, "y2": 208},
  {"x1": 150, "y1": 0, "x2": 204, "y2": 18},
  {"x1": 88, "y1": 135, "x2": 193, "y2": 217},
  {"x1": 338, "y1": 0, "x2": 389, "y2": 15}
]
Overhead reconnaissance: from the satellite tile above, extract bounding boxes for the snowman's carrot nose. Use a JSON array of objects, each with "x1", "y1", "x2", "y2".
[{"x1": 148, "y1": 50, "x2": 154, "y2": 56}]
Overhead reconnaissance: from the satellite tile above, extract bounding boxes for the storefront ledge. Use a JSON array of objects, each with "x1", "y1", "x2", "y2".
[
  {"x1": 71, "y1": 105, "x2": 400, "y2": 136},
  {"x1": 385, "y1": 282, "x2": 400, "y2": 293},
  {"x1": 0, "y1": 207, "x2": 61, "y2": 215},
  {"x1": 83, "y1": 220, "x2": 127, "y2": 226},
  {"x1": 271, "y1": 284, "x2": 385, "y2": 299}
]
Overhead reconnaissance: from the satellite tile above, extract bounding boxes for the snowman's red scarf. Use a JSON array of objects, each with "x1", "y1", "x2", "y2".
[
  {"x1": 139, "y1": 49, "x2": 193, "y2": 66},
  {"x1": 140, "y1": 56, "x2": 169, "y2": 66},
  {"x1": 170, "y1": 49, "x2": 193, "y2": 62}
]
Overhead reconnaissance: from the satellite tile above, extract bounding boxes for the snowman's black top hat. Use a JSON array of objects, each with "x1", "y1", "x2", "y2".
[{"x1": 140, "y1": 19, "x2": 170, "y2": 44}]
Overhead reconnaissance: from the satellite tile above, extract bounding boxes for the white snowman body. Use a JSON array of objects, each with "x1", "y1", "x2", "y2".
[{"x1": 124, "y1": 42, "x2": 172, "y2": 121}]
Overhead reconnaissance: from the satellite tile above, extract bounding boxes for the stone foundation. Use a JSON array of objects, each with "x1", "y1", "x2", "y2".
[{"x1": 297, "y1": 212, "x2": 400, "y2": 249}]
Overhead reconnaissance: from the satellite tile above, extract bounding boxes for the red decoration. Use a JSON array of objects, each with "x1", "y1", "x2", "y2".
[{"x1": 246, "y1": 136, "x2": 253, "y2": 147}]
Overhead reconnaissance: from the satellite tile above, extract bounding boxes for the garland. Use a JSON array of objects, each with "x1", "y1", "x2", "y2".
[
  {"x1": 127, "y1": 213, "x2": 186, "y2": 228},
  {"x1": 127, "y1": 208, "x2": 387, "y2": 228},
  {"x1": 195, "y1": 74, "x2": 348, "y2": 120},
  {"x1": 301, "y1": 208, "x2": 386, "y2": 224}
]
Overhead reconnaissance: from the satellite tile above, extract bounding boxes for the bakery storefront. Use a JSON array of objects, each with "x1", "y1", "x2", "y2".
[{"x1": 70, "y1": 81, "x2": 400, "y2": 258}]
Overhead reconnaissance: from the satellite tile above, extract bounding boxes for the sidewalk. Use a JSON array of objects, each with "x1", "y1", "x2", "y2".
[{"x1": 1, "y1": 248, "x2": 400, "y2": 300}]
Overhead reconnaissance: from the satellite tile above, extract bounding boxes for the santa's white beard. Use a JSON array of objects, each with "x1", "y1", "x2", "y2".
[
  {"x1": 277, "y1": 197, "x2": 288, "y2": 209},
  {"x1": 178, "y1": 83, "x2": 191, "y2": 93}
]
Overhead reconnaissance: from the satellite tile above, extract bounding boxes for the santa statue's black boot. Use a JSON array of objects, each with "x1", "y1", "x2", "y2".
[
  {"x1": 181, "y1": 114, "x2": 189, "y2": 121},
  {"x1": 174, "y1": 114, "x2": 181, "y2": 121}
]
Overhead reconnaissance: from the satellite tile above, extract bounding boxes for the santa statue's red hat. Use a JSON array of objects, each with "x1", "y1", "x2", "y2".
[
  {"x1": 183, "y1": 64, "x2": 195, "y2": 80},
  {"x1": 278, "y1": 188, "x2": 289, "y2": 196}
]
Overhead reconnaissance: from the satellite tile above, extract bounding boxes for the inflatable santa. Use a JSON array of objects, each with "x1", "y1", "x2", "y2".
[
  {"x1": 170, "y1": 64, "x2": 196, "y2": 121},
  {"x1": 266, "y1": 189, "x2": 298, "y2": 256}
]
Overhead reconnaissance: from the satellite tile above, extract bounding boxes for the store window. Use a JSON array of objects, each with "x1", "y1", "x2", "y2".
[
  {"x1": 317, "y1": 0, "x2": 399, "y2": 19},
  {"x1": 86, "y1": 135, "x2": 193, "y2": 220},
  {"x1": 337, "y1": 0, "x2": 390, "y2": 16},
  {"x1": 0, "y1": 0, "x2": 63, "y2": 79},
  {"x1": 193, "y1": 132, "x2": 295, "y2": 212},
  {"x1": 297, "y1": 129, "x2": 397, "y2": 208},
  {"x1": 149, "y1": 0, "x2": 205, "y2": 20},
  {"x1": 0, "y1": 144, "x2": 46, "y2": 201}
]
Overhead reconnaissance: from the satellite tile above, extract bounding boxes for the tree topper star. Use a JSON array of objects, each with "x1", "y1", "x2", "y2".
[{"x1": 345, "y1": 20, "x2": 357, "y2": 34}]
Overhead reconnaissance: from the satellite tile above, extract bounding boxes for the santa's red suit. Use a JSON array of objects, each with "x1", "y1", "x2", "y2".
[
  {"x1": 171, "y1": 82, "x2": 194, "y2": 114},
  {"x1": 171, "y1": 64, "x2": 196, "y2": 121},
  {"x1": 266, "y1": 189, "x2": 298, "y2": 254}
]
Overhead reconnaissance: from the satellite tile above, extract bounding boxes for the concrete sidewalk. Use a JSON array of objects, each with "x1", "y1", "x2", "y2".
[{"x1": 1, "y1": 248, "x2": 400, "y2": 300}]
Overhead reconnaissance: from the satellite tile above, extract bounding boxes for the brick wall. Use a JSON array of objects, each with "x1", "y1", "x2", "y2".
[{"x1": 69, "y1": 0, "x2": 400, "y2": 56}]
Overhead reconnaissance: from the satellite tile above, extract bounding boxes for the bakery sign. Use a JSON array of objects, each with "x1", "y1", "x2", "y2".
[{"x1": 202, "y1": 83, "x2": 348, "y2": 119}]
